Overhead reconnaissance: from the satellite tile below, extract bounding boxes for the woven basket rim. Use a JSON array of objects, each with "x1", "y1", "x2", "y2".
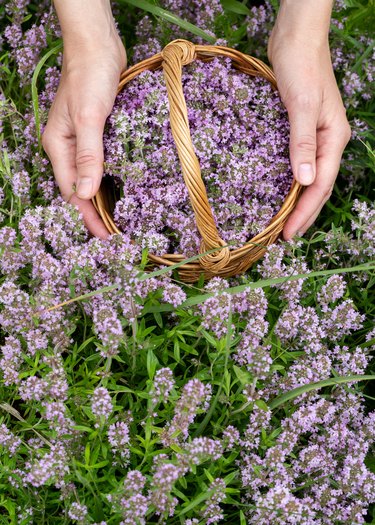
[{"x1": 92, "y1": 39, "x2": 302, "y2": 282}]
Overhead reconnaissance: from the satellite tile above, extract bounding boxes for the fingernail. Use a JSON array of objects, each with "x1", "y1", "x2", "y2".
[
  {"x1": 297, "y1": 230, "x2": 304, "y2": 237},
  {"x1": 298, "y1": 163, "x2": 314, "y2": 185},
  {"x1": 76, "y1": 177, "x2": 93, "y2": 199}
]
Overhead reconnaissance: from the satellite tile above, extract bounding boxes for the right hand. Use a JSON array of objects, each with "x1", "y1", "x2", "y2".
[
  {"x1": 267, "y1": 0, "x2": 351, "y2": 241},
  {"x1": 42, "y1": 33, "x2": 126, "y2": 239}
]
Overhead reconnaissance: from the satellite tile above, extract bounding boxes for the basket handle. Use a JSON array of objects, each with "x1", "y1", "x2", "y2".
[{"x1": 161, "y1": 40, "x2": 230, "y2": 272}]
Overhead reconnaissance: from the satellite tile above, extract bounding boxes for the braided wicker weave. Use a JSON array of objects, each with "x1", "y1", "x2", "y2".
[{"x1": 93, "y1": 39, "x2": 302, "y2": 283}]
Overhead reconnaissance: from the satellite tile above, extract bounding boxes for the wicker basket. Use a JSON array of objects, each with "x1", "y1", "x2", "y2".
[{"x1": 93, "y1": 39, "x2": 302, "y2": 283}]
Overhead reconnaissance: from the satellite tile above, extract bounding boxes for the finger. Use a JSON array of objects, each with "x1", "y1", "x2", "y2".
[
  {"x1": 283, "y1": 127, "x2": 349, "y2": 240},
  {"x1": 69, "y1": 194, "x2": 110, "y2": 240},
  {"x1": 42, "y1": 128, "x2": 77, "y2": 202},
  {"x1": 298, "y1": 200, "x2": 326, "y2": 235},
  {"x1": 42, "y1": 129, "x2": 109, "y2": 239},
  {"x1": 287, "y1": 94, "x2": 320, "y2": 186},
  {"x1": 74, "y1": 111, "x2": 106, "y2": 200},
  {"x1": 283, "y1": 181, "x2": 333, "y2": 240}
]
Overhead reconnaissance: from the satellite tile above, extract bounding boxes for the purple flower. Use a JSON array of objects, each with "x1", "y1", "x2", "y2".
[
  {"x1": 24, "y1": 442, "x2": 69, "y2": 487},
  {"x1": 161, "y1": 379, "x2": 212, "y2": 445},
  {"x1": 108, "y1": 470, "x2": 149, "y2": 524},
  {"x1": 177, "y1": 437, "x2": 223, "y2": 468},
  {"x1": 108, "y1": 421, "x2": 130, "y2": 463},
  {"x1": 91, "y1": 386, "x2": 113, "y2": 422},
  {"x1": 149, "y1": 461, "x2": 181, "y2": 517},
  {"x1": 150, "y1": 367, "x2": 175, "y2": 405},
  {"x1": 0, "y1": 423, "x2": 21, "y2": 455},
  {"x1": 0, "y1": 335, "x2": 22, "y2": 385},
  {"x1": 161, "y1": 282, "x2": 187, "y2": 308},
  {"x1": 68, "y1": 502, "x2": 88, "y2": 523},
  {"x1": 103, "y1": 56, "x2": 293, "y2": 257},
  {"x1": 202, "y1": 478, "x2": 226, "y2": 524}
]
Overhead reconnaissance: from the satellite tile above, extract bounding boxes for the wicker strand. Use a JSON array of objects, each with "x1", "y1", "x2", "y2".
[{"x1": 161, "y1": 40, "x2": 230, "y2": 272}]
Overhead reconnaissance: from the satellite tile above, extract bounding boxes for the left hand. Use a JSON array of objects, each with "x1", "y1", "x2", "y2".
[{"x1": 42, "y1": 0, "x2": 127, "y2": 239}]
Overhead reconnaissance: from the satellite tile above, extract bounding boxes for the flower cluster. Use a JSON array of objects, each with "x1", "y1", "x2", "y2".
[
  {"x1": 150, "y1": 367, "x2": 175, "y2": 405},
  {"x1": 240, "y1": 395, "x2": 375, "y2": 524},
  {"x1": 319, "y1": 199, "x2": 375, "y2": 266},
  {"x1": 4, "y1": 2, "x2": 60, "y2": 84},
  {"x1": 202, "y1": 478, "x2": 226, "y2": 524},
  {"x1": 107, "y1": 421, "x2": 131, "y2": 464},
  {"x1": 104, "y1": 56, "x2": 293, "y2": 256},
  {"x1": 91, "y1": 386, "x2": 113, "y2": 422},
  {"x1": 68, "y1": 502, "x2": 88, "y2": 524},
  {"x1": 0, "y1": 423, "x2": 21, "y2": 456},
  {"x1": 160, "y1": 378, "x2": 212, "y2": 445},
  {"x1": 0, "y1": 1, "x2": 374, "y2": 524}
]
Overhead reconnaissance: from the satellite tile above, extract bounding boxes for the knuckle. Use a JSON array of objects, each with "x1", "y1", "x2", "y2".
[
  {"x1": 41, "y1": 129, "x2": 51, "y2": 153},
  {"x1": 289, "y1": 92, "x2": 320, "y2": 111},
  {"x1": 320, "y1": 184, "x2": 333, "y2": 202},
  {"x1": 342, "y1": 123, "x2": 352, "y2": 144},
  {"x1": 74, "y1": 107, "x2": 105, "y2": 126},
  {"x1": 76, "y1": 149, "x2": 100, "y2": 167},
  {"x1": 295, "y1": 134, "x2": 317, "y2": 152}
]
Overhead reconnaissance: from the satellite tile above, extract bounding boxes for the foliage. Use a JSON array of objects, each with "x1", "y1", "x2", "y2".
[{"x1": 0, "y1": 1, "x2": 374, "y2": 524}]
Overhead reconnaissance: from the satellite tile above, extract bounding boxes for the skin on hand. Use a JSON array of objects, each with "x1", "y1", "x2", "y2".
[
  {"x1": 268, "y1": 0, "x2": 351, "y2": 240},
  {"x1": 42, "y1": 0, "x2": 126, "y2": 239},
  {"x1": 46, "y1": 1, "x2": 349, "y2": 244}
]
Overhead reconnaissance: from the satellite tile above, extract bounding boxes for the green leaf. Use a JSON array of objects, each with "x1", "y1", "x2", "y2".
[
  {"x1": 204, "y1": 468, "x2": 214, "y2": 483},
  {"x1": 89, "y1": 460, "x2": 110, "y2": 469},
  {"x1": 232, "y1": 365, "x2": 252, "y2": 385},
  {"x1": 255, "y1": 399, "x2": 269, "y2": 411},
  {"x1": 269, "y1": 374, "x2": 375, "y2": 410},
  {"x1": 221, "y1": 0, "x2": 251, "y2": 15},
  {"x1": 178, "y1": 476, "x2": 187, "y2": 489},
  {"x1": 172, "y1": 487, "x2": 189, "y2": 502},
  {"x1": 0, "y1": 499, "x2": 16, "y2": 521},
  {"x1": 71, "y1": 425, "x2": 93, "y2": 433},
  {"x1": 223, "y1": 470, "x2": 238, "y2": 485},
  {"x1": 77, "y1": 336, "x2": 96, "y2": 353},
  {"x1": 84, "y1": 442, "x2": 90, "y2": 465},
  {"x1": 147, "y1": 349, "x2": 159, "y2": 380},
  {"x1": 241, "y1": 509, "x2": 252, "y2": 524},
  {"x1": 153, "y1": 311, "x2": 163, "y2": 328},
  {"x1": 176, "y1": 487, "x2": 215, "y2": 516},
  {"x1": 201, "y1": 330, "x2": 218, "y2": 347},
  {"x1": 31, "y1": 41, "x2": 62, "y2": 149},
  {"x1": 173, "y1": 339, "x2": 181, "y2": 363},
  {"x1": 117, "y1": 0, "x2": 217, "y2": 43}
]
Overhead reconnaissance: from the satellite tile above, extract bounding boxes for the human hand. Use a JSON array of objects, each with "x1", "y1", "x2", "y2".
[
  {"x1": 268, "y1": 0, "x2": 351, "y2": 240},
  {"x1": 42, "y1": 0, "x2": 126, "y2": 239}
]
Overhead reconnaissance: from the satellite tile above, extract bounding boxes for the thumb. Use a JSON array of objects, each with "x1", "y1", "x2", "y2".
[
  {"x1": 75, "y1": 113, "x2": 106, "y2": 199},
  {"x1": 287, "y1": 96, "x2": 319, "y2": 186}
]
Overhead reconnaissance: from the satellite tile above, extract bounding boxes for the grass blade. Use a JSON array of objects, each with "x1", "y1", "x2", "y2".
[
  {"x1": 31, "y1": 41, "x2": 63, "y2": 149},
  {"x1": 117, "y1": 0, "x2": 217, "y2": 43},
  {"x1": 46, "y1": 261, "x2": 375, "y2": 313},
  {"x1": 221, "y1": 0, "x2": 251, "y2": 15},
  {"x1": 269, "y1": 374, "x2": 375, "y2": 410},
  {"x1": 181, "y1": 262, "x2": 375, "y2": 307},
  {"x1": 143, "y1": 261, "x2": 375, "y2": 312},
  {"x1": 0, "y1": 402, "x2": 52, "y2": 446}
]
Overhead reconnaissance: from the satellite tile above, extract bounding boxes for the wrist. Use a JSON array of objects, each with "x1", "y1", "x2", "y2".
[
  {"x1": 268, "y1": 1, "x2": 332, "y2": 63},
  {"x1": 54, "y1": 0, "x2": 126, "y2": 73},
  {"x1": 54, "y1": 0, "x2": 119, "y2": 54}
]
